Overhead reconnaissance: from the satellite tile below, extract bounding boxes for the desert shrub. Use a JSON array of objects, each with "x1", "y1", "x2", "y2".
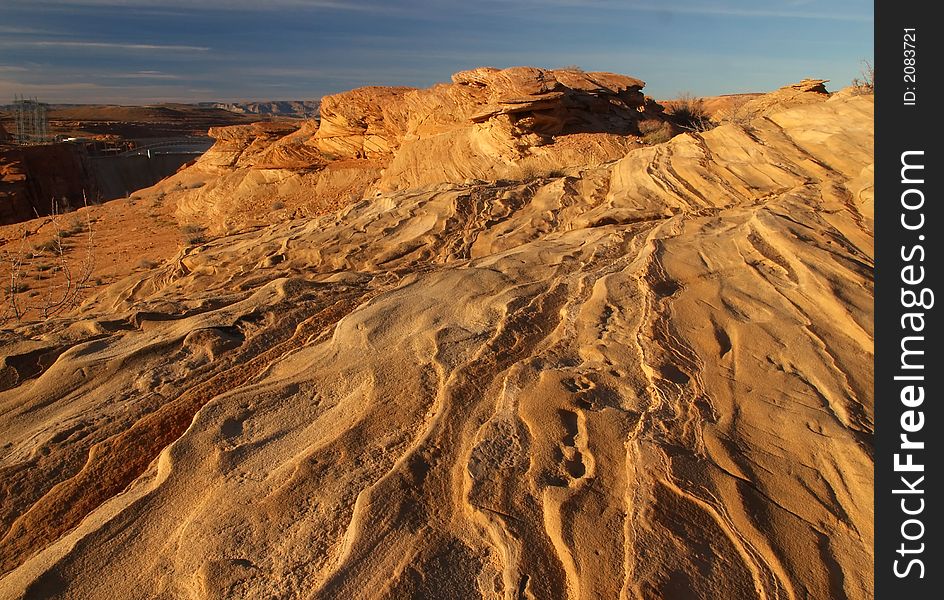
[
  {"x1": 718, "y1": 96, "x2": 757, "y2": 131},
  {"x1": 135, "y1": 259, "x2": 158, "y2": 270},
  {"x1": 59, "y1": 218, "x2": 87, "y2": 238},
  {"x1": 33, "y1": 239, "x2": 62, "y2": 254},
  {"x1": 514, "y1": 162, "x2": 569, "y2": 181},
  {"x1": 516, "y1": 163, "x2": 540, "y2": 181},
  {"x1": 851, "y1": 60, "x2": 874, "y2": 94},
  {"x1": 2, "y1": 196, "x2": 95, "y2": 322},
  {"x1": 667, "y1": 93, "x2": 714, "y2": 132},
  {"x1": 180, "y1": 223, "x2": 204, "y2": 234},
  {"x1": 637, "y1": 118, "x2": 666, "y2": 135},
  {"x1": 643, "y1": 128, "x2": 674, "y2": 145},
  {"x1": 180, "y1": 223, "x2": 207, "y2": 245},
  {"x1": 272, "y1": 201, "x2": 286, "y2": 210},
  {"x1": 641, "y1": 121, "x2": 677, "y2": 145}
]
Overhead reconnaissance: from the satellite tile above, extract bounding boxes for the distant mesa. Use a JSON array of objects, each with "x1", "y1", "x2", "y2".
[{"x1": 202, "y1": 100, "x2": 320, "y2": 117}]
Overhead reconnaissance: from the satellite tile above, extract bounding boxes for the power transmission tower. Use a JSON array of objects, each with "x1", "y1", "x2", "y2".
[{"x1": 12, "y1": 94, "x2": 49, "y2": 145}]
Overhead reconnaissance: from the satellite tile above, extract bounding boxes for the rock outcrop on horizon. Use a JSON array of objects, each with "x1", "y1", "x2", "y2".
[
  {"x1": 208, "y1": 100, "x2": 321, "y2": 117},
  {"x1": 711, "y1": 79, "x2": 832, "y2": 123},
  {"x1": 174, "y1": 67, "x2": 671, "y2": 233},
  {"x1": 0, "y1": 68, "x2": 873, "y2": 600}
]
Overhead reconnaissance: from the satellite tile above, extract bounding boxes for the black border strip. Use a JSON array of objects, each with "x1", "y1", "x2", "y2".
[{"x1": 875, "y1": 1, "x2": 941, "y2": 597}]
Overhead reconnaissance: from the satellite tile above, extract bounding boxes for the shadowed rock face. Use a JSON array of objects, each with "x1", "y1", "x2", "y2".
[
  {"x1": 0, "y1": 74, "x2": 873, "y2": 599},
  {"x1": 0, "y1": 144, "x2": 101, "y2": 225}
]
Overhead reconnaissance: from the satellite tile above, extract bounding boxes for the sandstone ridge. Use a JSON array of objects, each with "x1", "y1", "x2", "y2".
[{"x1": 174, "y1": 66, "x2": 669, "y2": 233}]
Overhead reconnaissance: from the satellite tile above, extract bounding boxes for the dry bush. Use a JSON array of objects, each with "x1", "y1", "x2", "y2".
[
  {"x1": 719, "y1": 96, "x2": 756, "y2": 130},
  {"x1": 641, "y1": 121, "x2": 677, "y2": 145},
  {"x1": 851, "y1": 60, "x2": 875, "y2": 94},
  {"x1": 668, "y1": 93, "x2": 715, "y2": 132},
  {"x1": 33, "y1": 239, "x2": 63, "y2": 254},
  {"x1": 59, "y1": 218, "x2": 87, "y2": 238},
  {"x1": 515, "y1": 163, "x2": 540, "y2": 181},
  {"x1": 515, "y1": 162, "x2": 569, "y2": 181},
  {"x1": 2, "y1": 195, "x2": 96, "y2": 323},
  {"x1": 180, "y1": 223, "x2": 207, "y2": 245},
  {"x1": 637, "y1": 118, "x2": 666, "y2": 135}
]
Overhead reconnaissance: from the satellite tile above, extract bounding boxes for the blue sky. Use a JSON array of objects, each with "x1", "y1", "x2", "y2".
[{"x1": 0, "y1": 0, "x2": 873, "y2": 104}]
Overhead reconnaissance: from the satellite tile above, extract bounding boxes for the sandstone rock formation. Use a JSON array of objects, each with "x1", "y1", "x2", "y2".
[
  {"x1": 0, "y1": 78, "x2": 873, "y2": 600},
  {"x1": 173, "y1": 118, "x2": 381, "y2": 234},
  {"x1": 712, "y1": 79, "x2": 831, "y2": 123},
  {"x1": 173, "y1": 67, "x2": 669, "y2": 233}
]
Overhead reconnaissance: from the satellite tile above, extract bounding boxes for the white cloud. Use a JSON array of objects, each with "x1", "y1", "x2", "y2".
[
  {"x1": 0, "y1": 78, "x2": 105, "y2": 94},
  {"x1": 20, "y1": 41, "x2": 210, "y2": 51},
  {"x1": 472, "y1": 0, "x2": 872, "y2": 23},
  {"x1": 0, "y1": 77, "x2": 207, "y2": 103},
  {"x1": 26, "y1": 0, "x2": 376, "y2": 10},
  {"x1": 629, "y1": 3, "x2": 874, "y2": 22},
  {"x1": 102, "y1": 70, "x2": 183, "y2": 79},
  {"x1": 0, "y1": 26, "x2": 51, "y2": 34}
]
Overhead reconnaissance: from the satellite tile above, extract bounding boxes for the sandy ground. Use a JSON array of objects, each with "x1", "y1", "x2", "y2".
[
  {"x1": 0, "y1": 93, "x2": 873, "y2": 599},
  {"x1": 0, "y1": 175, "x2": 211, "y2": 324}
]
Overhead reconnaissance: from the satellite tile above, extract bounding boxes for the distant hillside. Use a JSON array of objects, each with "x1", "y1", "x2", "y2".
[
  {"x1": 201, "y1": 100, "x2": 320, "y2": 117},
  {"x1": 0, "y1": 103, "x2": 267, "y2": 140}
]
